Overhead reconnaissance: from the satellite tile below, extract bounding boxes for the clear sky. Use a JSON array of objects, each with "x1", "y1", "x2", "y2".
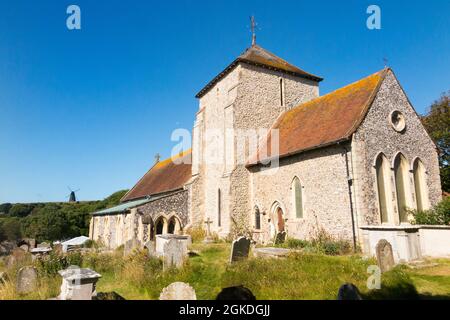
[{"x1": 0, "y1": 0, "x2": 448, "y2": 203}]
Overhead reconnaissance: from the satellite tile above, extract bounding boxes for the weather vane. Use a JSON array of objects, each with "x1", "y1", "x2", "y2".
[{"x1": 250, "y1": 16, "x2": 257, "y2": 46}]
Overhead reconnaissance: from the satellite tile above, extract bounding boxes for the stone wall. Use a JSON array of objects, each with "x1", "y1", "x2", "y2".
[
  {"x1": 352, "y1": 70, "x2": 442, "y2": 232},
  {"x1": 138, "y1": 190, "x2": 189, "y2": 226},
  {"x1": 90, "y1": 191, "x2": 189, "y2": 248},
  {"x1": 249, "y1": 144, "x2": 355, "y2": 244}
]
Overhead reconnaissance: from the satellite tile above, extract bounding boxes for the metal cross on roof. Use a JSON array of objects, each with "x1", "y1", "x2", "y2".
[{"x1": 383, "y1": 57, "x2": 389, "y2": 68}]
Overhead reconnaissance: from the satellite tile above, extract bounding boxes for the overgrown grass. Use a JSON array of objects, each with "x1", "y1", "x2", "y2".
[{"x1": 1, "y1": 243, "x2": 449, "y2": 300}]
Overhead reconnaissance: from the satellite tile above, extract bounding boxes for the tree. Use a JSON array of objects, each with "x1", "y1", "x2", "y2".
[
  {"x1": 422, "y1": 91, "x2": 450, "y2": 192},
  {"x1": 0, "y1": 203, "x2": 12, "y2": 215},
  {"x1": 0, "y1": 218, "x2": 22, "y2": 240}
]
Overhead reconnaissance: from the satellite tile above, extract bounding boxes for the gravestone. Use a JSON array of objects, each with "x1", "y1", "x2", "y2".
[
  {"x1": 20, "y1": 244, "x2": 29, "y2": 252},
  {"x1": 253, "y1": 247, "x2": 291, "y2": 259},
  {"x1": 0, "y1": 271, "x2": 8, "y2": 285},
  {"x1": 7, "y1": 248, "x2": 27, "y2": 267},
  {"x1": 144, "y1": 240, "x2": 156, "y2": 257},
  {"x1": 163, "y1": 238, "x2": 186, "y2": 269},
  {"x1": 230, "y1": 237, "x2": 251, "y2": 263},
  {"x1": 275, "y1": 231, "x2": 286, "y2": 244},
  {"x1": 376, "y1": 239, "x2": 395, "y2": 273},
  {"x1": 16, "y1": 266, "x2": 38, "y2": 294},
  {"x1": 159, "y1": 282, "x2": 197, "y2": 300},
  {"x1": 58, "y1": 267, "x2": 102, "y2": 300},
  {"x1": 337, "y1": 283, "x2": 363, "y2": 300},
  {"x1": 123, "y1": 238, "x2": 141, "y2": 256}
]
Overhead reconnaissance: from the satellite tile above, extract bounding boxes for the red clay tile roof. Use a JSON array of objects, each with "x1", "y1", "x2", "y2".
[
  {"x1": 196, "y1": 44, "x2": 323, "y2": 98},
  {"x1": 121, "y1": 150, "x2": 192, "y2": 202},
  {"x1": 247, "y1": 69, "x2": 389, "y2": 166}
]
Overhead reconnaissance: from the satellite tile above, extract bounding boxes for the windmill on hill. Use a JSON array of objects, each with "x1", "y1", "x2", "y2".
[{"x1": 66, "y1": 187, "x2": 80, "y2": 203}]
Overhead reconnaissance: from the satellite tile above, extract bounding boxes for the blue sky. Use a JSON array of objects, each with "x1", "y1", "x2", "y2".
[{"x1": 0, "y1": 0, "x2": 448, "y2": 203}]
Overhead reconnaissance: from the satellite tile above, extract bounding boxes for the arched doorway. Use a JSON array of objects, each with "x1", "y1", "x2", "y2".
[{"x1": 276, "y1": 207, "x2": 285, "y2": 232}]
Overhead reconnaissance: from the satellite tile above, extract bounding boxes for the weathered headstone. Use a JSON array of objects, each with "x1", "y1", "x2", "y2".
[
  {"x1": 253, "y1": 247, "x2": 291, "y2": 259},
  {"x1": 144, "y1": 240, "x2": 155, "y2": 257},
  {"x1": 7, "y1": 248, "x2": 27, "y2": 267},
  {"x1": 163, "y1": 238, "x2": 186, "y2": 269},
  {"x1": 275, "y1": 231, "x2": 287, "y2": 244},
  {"x1": 376, "y1": 239, "x2": 395, "y2": 273},
  {"x1": 203, "y1": 217, "x2": 214, "y2": 243},
  {"x1": 123, "y1": 238, "x2": 141, "y2": 256},
  {"x1": 16, "y1": 266, "x2": 38, "y2": 294},
  {"x1": 0, "y1": 271, "x2": 8, "y2": 285},
  {"x1": 337, "y1": 283, "x2": 363, "y2": 300},
  {"x1": 58, "y1": 267, "x2": 102, "y2": 300},
  {"x1": 230, "y1": 237, "x2": 251, "y2": 263},
  {"x1": 159, "y1": 282, "x2": 197, "y2": 300},
  {"x1": 20, "y1": 244, "x2": 30, "y2": 252}
]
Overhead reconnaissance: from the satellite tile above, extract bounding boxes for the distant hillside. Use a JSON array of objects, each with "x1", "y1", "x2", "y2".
[{"x1": 0, "y1": 190, "x2": 128, "y2": 243}]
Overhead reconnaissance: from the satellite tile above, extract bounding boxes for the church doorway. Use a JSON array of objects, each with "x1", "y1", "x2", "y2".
[{"x1": 276, "y1": 207, "x2": 285, "y2": 232}]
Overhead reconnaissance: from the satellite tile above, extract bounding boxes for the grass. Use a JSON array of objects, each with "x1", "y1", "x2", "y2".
[{"x1": 1, "y1": 243, "x2": 449, "y2": 300}]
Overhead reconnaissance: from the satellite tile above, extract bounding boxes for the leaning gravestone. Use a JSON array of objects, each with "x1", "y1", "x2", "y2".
[
  {"x1": 159, "y1": 282, "x2": 197, "y2": 300},
  {"x1": 230, "y1": 237, "x2": 251, "y2": 263},
  {"x1": 337, "y1": 283, "x2": 363, "y2": 300},
  {"x1": 16, "y1": 266, "x2": 38, "y2": 294},
  {"x1": 163, "y1": 239, "x2": 186, "y2": 269},
  {"x1": 376, "y1": 239, "x2": 395, "y2": 273},
  {"x1": 144, "y1": 240, "x2": 156, "y2": 257}
]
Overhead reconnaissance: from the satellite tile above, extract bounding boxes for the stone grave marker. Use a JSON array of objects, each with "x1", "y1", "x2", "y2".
[
  {"x1": 159, "y1": 282, "x2": 197, "y2": 300},
  {"x1": 123, "y1": 238, "x2": 141, "y2": 256},
  {"x1": 376, "y1": 239, "x2": 395, "y2": 273},
  {"x1": 230, "y1": 237, "x2": 251, "y2": 263},
  {"x1": 163, "y1": 238, "x2": 186, "y2": 269},
  {"x1": 16, "y1": 266, "x2": 38, "y2": 294}
]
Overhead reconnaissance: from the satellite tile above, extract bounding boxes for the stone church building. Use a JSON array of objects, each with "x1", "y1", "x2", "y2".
[{"x1": 89, "y1": 44, "x2": 442, "y2": 257}]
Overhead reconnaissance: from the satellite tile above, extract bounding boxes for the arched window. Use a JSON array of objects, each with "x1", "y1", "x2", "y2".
[
  {"x1": 168, "y1": 218, "x2": 176, "y2": 234},
  {"x1": 292, "y1": 177, "x2": 303, "y2": 219},
  {"x1": 155, "y1": 218, "x2": 164, "y2": 235},
  {"x1": 394, "y1": 153, "x2": 410, "y2": 223},
  {"x1": 254, "y1": 206, "x2": 261, "y2": 230},
  {"x1": 375, "y1": 154, "x2": 391, "y2": 223},
  {"x1": 413, "y1": 159, "x2": 429, "y2": 211},
  {"x1": 280, "y1": 78, "x2": 284, "y2": 106}
]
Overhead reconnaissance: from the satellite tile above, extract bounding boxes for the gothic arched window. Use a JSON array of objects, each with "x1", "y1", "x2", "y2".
[
  {"x1": 292, "y1": 177, "x2": 303, "y2": 219},
  {"x1": 413, "y1": 158, "x2": 429, "y2": 211},
  {"x1": 375, "y1": 154, "x2": 391, "y2": 223},
  {"x1": 394, "y1": 153, "x2": 410, "y2": 223},
  {"x1": 254, "y1": 206, "x2": 261, "y2": 230}
]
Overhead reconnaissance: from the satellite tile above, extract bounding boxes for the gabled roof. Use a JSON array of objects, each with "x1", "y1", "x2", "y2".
[
  {"x1": 121, "y1": 150, "x2": 192, "y2": 202},
  {"x1": 195, "y1": 44, "x2": 323, "y2": 98},
  {"x1": 247, "y1": 68, "x2": 389, "y2": 166}
]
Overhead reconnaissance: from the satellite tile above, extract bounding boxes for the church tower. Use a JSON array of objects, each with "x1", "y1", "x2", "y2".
[{"x1": 189, "y1": 42, "x2": 322, "y2": 237}]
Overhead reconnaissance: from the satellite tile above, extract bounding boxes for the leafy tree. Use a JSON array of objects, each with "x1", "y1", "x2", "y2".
[
  {"x1": 9, "y1": 203, "x2": 34, "y2": 217},
  {"x1": 421, "y1": 91, "x2": 450, "y2": 192},
  {"x1": 0, "y1": 203, "x2": 12, "y2": 215},
  {"x1": 0, "y1": 217, "x2": 22, "y2": 240}
]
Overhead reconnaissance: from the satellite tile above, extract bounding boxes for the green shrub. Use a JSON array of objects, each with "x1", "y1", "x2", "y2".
[
  {"x1": 412, "y1": 197, "x2": 450, "y2": 225},
  {"x1": 34, "y1": 251, "x2": 84, "y2": 276}
]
